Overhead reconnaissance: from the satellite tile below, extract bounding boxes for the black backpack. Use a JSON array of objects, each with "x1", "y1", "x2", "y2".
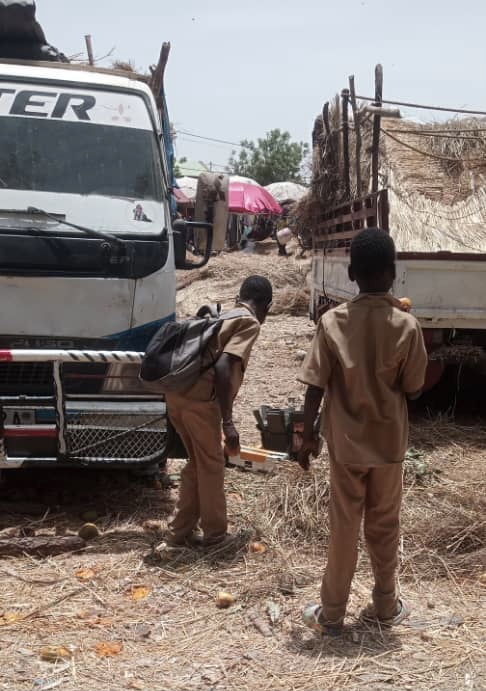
[{"x1": 139, "y1": 305, "x2": 251, "y2": 393}]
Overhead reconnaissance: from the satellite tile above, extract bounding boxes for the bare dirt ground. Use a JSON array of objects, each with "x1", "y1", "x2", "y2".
[{"x1": 1, "y1": 245, "x2": 486, "y2": 691}]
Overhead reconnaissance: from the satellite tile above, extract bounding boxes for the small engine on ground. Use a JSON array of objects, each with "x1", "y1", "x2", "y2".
[{"x1": 253, "y1": 401, "x2": 305, "y2": 460}]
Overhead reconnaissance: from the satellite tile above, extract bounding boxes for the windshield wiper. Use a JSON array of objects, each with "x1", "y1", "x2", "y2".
[{"x1": 26, "y1": 207, "x2": 126, "y2": 248}]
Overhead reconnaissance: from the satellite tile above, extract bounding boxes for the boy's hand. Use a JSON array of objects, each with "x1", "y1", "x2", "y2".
[
  {"x1": 297, "y1": 438, "x2": 319, "y2": 470},
  {"x1": 399, "y1": 297, "x2": 412, "y2": 312},
  {"x1": 222, "y1": 421, "x2": 240, "y2": 455}
]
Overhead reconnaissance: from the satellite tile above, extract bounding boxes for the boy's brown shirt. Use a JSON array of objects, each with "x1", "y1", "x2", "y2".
[{"x1": 299, "y1": 293, "x2": 428, "y2": 466}]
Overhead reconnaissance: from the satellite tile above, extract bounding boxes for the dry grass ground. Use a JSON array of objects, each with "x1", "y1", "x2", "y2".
[{"x1": 0, "y1": 246, "x2": 485, "y2": 691}]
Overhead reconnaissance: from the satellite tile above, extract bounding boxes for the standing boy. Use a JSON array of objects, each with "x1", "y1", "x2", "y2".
[
  {"x1": 166, "y1": 275, "x2": 272, "y2": 548},
  {"x1": 298, "y1": 228, "x2": 427, "y2": 634}
]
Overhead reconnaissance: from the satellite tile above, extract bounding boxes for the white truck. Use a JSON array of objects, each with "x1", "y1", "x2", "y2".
[
  {"x1": 0, "y1": 51, "x2": 212, "y2": 471},
  {"x1": 306, "y1": 65, "x2": 486, "y2": 392}
]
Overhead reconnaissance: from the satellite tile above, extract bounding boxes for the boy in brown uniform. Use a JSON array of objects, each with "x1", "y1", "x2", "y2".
[
  {"x1": 166, "y1": 275, "x2": 272, "y2": 548},
  {"x1": 298, "y1": 228, "x2": 427, "y2": 634}
]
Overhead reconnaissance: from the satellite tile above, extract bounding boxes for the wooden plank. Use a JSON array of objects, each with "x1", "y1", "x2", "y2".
[
  {"x1": 312, "y1": 191, "x2": 389, "y2": 244},
  {"x1": 85, "y1": 35, "x2": 94, "y2": 66},
  {"x1": 371, "y1": 64, "x2": 383, "y2": 194},
  {"x1": 341, "y1": 89, "x2": 350, "y2": 200},
  {"x1": 398, "y1": 251, "x2": 486, "y2": 261},
  {"x1": 316, "y1": 207, "x2": 378, "y2": 233},
  {"x1": 349, "y1": 75, "x2": 362, "y2": 197},
  {"x1": 322, "y1": 248, "x2": 350, "y2": 256},
  {"x1": 322, "y1": 190, "x2": 382, "y2": 214},
  {"x1": 0, "y1": 536, "x2": 85, "y2": 557},
  {"x1": 378, "y1": 188, "x2": 389, "y2": 230},
  {"x1": 362, "y1": 104, "x2": 400, "y2": 117},
  {"x1": 322, "y1": 102, "x2": 331, "y2": 137},
  {"x1": 315, "y1": 230, "x2": 359, "y2": 242},
  {"x1": 150, "y1": 42, "x2": 171, "y2": 107}
]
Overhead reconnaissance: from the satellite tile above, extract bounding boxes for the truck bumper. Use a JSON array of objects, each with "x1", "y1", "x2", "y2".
[{"x1": 0, "y1": 349, "x2": 169, "y2": 469}]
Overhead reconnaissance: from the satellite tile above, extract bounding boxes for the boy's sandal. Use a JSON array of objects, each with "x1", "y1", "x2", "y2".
[
  {"x1": 203, "y1": 532, "x2": 239, "y2": 550},
  {"x1": 302, "y1": 604, "x2": 343, "y2": 636},
  {"x1": 163, "y1": 530, "x2": 204, "y2": 548},
  {"x1": 360, "y1": 597, "x2": 411, "y2": 626}
]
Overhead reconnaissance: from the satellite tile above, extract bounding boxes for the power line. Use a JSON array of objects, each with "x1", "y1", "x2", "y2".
[
  {"x1": 381, "y1": 128, "x2": 477, "y2": 163},
  {"x1": 177, "y1": 129, "x2": 242, "y2": 147},
  {"x1": 355, "y1": 95, "x2": 486, "y2": 117},
  {"x1": 383, "y1": 127, "x2": 486, "y2": 139},
  {"x1": 178, "y1": 136, "x2": 235, "y2": 155},
  {"x1": 175, "y1": 166, "x2": 231, "y2": 175}
]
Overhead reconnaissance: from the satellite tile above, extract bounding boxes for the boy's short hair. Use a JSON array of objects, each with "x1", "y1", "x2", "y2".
[
  {"x1": 350, "y1": 228, "x2": 396, "y2": 278},
  {"x1": 239, "y1": 275, "x2": 273, "y2": 306}
]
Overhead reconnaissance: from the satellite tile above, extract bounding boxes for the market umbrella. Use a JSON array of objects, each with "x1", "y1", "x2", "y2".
[
  {"x1": 173, "y1": 186, "x2": 191, "y2": 205},
  {"x1": 230, "y1": 174, "x2": 260, "y2": 186},
  {"x1": 229, "y1": 177, "x2": 282, "y2": 215},
  {"x1": 264, "y1": 181, "x2": 307, "y2": 203},
  {"x1": 176, "y1": 176, "x2": 198, "y2": 201}
]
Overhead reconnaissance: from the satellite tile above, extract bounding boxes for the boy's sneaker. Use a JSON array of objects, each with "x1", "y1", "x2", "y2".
[
  {"x1": 360, "y1": 597, "x2": 411, "y2": 626},
  {"x1": 302, "y1": 604, "x2": 343, "y2": 636}
]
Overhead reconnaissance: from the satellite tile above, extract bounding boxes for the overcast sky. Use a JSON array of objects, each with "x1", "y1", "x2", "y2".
[{"x1": 39, "y1": 0, "x2": 485, "y2": 170}]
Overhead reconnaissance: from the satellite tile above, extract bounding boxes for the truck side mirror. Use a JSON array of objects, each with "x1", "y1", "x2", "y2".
[{"x1": 172, "y1": 219, "x2": 213, "y2": 270}]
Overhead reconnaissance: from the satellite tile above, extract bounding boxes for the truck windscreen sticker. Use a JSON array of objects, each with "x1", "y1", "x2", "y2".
[{"x1": 0, "y1": 84, "x2": 153, "y2": 130}]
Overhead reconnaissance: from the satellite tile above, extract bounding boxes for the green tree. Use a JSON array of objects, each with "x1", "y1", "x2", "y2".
[
  {"x1": 228, "y1": 129, "x2": 309, "y2": 186},
  {"x1": 173, "y1": 157, "x2": 187, "y2": 178}
]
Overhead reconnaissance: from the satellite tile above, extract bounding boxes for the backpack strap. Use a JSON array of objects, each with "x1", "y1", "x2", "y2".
[
  {"x1": 198, "y1": 307, "x2": 257, "y2": 377},
  {"x1": 196, "y1": 303, "x2": 221, "y2": 318},
  {"x1": 219, "y1": 307, "x2": 257, "y2": 321}
]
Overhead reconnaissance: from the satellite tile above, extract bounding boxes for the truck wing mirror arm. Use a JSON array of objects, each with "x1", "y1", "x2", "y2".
[{"x1": 172, "y1": 219, "x2": 213, "y2": 270}]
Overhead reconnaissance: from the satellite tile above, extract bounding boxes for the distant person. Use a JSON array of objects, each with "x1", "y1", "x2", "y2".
[
  {"x1": 297, "y1": 228, "x2": 428, "y2": 634},
  {"x1": 165, "y1": 276, "x2": 273, "y2": 548},
  {"x1": 275, "y1": 211, "x2": 289, "y2": 256}
]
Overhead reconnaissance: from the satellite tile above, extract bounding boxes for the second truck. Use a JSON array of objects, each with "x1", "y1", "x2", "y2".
[{"x1": 299, "y1": 65, "x2": 486, "y2": 394}]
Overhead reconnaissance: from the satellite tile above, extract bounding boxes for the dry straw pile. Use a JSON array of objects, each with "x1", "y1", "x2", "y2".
[
  {"x1": 296, "y1": 97, "x2": 486, "y2": 253},
  {"x1": 176, "y1": 240, "x2": 311, "y2": 318},
  {"x1": 1, "y1": 419, "x2": 486, "y2": 690}
]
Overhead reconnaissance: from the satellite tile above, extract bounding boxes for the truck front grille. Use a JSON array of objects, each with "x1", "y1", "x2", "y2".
[{"x1": 0, "y1": 362, "x2": 54, "y2": 394}]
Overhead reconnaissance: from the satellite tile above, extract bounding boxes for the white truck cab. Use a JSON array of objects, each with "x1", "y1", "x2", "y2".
[{"x1": 0, "y1": 59, "x2": 208, "y2": 470}]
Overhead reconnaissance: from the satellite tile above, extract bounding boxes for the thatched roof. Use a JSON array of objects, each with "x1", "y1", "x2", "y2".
[{"x1": 297, "y1": 101, "x2": 486, "y2": 253}]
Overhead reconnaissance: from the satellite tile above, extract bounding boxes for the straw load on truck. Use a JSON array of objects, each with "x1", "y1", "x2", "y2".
[{"x1": 296, "y1": 74, "x2": 486, "y2": 254}]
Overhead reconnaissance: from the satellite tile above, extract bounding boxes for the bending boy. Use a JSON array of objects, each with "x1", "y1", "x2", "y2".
[{"x1": 166, "y1": 275, "x2": 272, "y2": 548}]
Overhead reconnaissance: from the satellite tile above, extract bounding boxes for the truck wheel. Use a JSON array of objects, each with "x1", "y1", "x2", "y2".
[{"x1": 423, "y1": 360, "x2": 445, "y2": 392}]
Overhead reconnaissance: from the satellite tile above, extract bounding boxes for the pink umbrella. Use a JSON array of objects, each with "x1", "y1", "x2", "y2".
[{"x1": 229, "y1": 179, "x2": 282, "y2": 215}]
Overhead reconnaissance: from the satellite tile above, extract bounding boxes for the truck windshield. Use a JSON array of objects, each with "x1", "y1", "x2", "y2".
[{"x1": 0, "y1": 116, "x2": 163, "y2": 201}]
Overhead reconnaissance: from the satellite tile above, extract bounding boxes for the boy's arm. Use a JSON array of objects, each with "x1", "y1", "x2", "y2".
[
  {"x1": 214, "y1": 353, "x2": 242, "y2": 452},
  {"x1": 297, "y1": 319, "x2": 334, "y2": 470},
  {"x1": 215, "y1": 318, "x2": 261, "y2": 452},
  {"x1": 401, "y1": 321, "x2": 428, "y2": 399},
  {"x1": 298, "y1": 384, "x2": 324, "y2": 470}
]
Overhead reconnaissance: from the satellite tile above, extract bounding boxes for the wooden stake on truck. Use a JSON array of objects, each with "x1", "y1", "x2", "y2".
[
  {"x1": 371, "y1": 63, "x2": 383, "y2": 195},
  {"x1": 341, "y1": 88, "x2": 350, "y2": 200},
  {"x1": 348, "y1": 75, "x2": 362, "y2": 198}
]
